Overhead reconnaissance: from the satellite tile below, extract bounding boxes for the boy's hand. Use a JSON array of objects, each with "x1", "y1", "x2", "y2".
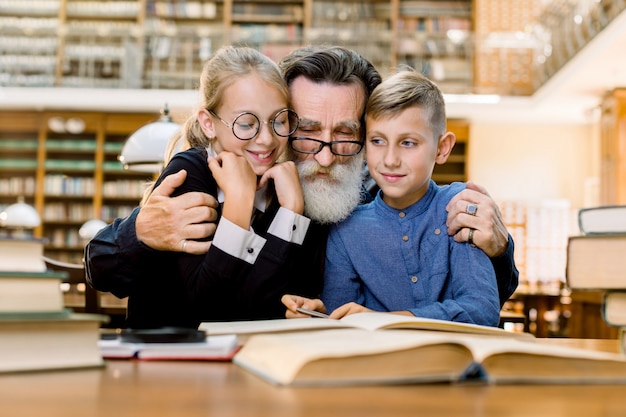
[
  {"x1": 328, "y1": 302, "x2": 373, "y2": 319},
  {"x1": 281, "y1": 294, "x2": 326, "y2": 318}
]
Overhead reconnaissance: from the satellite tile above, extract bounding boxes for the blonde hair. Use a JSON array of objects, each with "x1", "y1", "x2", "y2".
[
  {"x1": 140, "y1": 46, "x2": 290, "y2": 206},
  {"x1": 366, "y1": 70, "x2": 447, "y2": 137}
]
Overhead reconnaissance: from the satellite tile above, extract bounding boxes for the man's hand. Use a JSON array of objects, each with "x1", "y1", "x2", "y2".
[
  {"x1": 446, "y1": 181, "x2": 509, "y2": 258},
  {"x1": 136, "y1": 170, "x2": 219, "y2": 254}
]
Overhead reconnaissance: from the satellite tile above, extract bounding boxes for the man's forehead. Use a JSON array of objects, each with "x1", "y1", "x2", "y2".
[
  {"x1": 298, "y1": 117, "x2": 360, "y2": 131},
  {"x1": 289, "y1": 77, "x2": 364, "y2": 129}
]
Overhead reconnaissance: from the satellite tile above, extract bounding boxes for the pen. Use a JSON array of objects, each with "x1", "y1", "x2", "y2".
[{"x1": 296, "y1": 307, "x2": 329, "y2": 319}]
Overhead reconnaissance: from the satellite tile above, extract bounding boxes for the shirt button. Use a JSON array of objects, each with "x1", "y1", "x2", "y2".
[
  {"x1": 247, "y1": 248, "x2": 254, "y2": 254},
  {"x1": 402, "y1": 235, "x2": 409, "y2": 242},
  {"x1": 292, "y1": 225, "x2": 297, "y2": 231},
  {"x1": 399, "y1": 212, "x2": 406, "y2": 218},
  {"x1": 434, "y1": 228, "x2": 441, "y2": 235},
  {"x1": 411, "y1": 276, "x2": 418, "y2": 283}
]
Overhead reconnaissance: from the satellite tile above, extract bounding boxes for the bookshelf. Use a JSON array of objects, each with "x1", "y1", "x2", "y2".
[
  {"x1": 394, "y1": 0, "x2": 473, "y2": 93},
  {"x1": 0, "y1": 0, "x2": 525, "y2": 89},
  {"x1": 0, "y1": 0, "x2": 60, "y2": 87},
  {"x1": 472, "y1": 0, "x2": 543, "y2": 96},
  {"x1": 228, "y1": 0, "x2": 306, "y2": 62},
  {"x1": 433, "y1": 119, "x2": 468, "y2": 184},
  {"x1": 309, "y1": 0, "x2": 393, "y2": 76},
  {"x1": 57, "y1": 0, "x2": 145, "y2": 88},
  {"x1": 0, "y1": 113, "x2": 40, "y2": 218},
  {"x1": 0, "y1": 110, "x2": 155, "y2": 263},
  {"x1": 143, "y1": 0, "x2": 225, "y2": 89}
]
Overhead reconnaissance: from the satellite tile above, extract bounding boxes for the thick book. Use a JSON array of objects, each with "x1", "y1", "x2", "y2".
[
  {"x1": 578, "y1": 205, "x2": 626, "y2": 235},
  {"x1": 98, "y1": 334, "x2": 239, "y2": 361},
  {"x1": 0, "y1": 270, "x2": 67, "y2": 313},
  {"x1": 233, "y1": 328, "x2": 626, "y2": 386},
  {"x1": 199, "y1": 312, "x2": 533, "y2": 345},
  {"x1": 0, "y1": 238, "x2": 46, "y2": 272},
  {"x1": 565, "y1": 234, "x2": 626, "y2": 289},
  {"x1": 602, "y1": 291, "x2": 626, "y2": 326},
  {"x1": 0, "y1": 313, "x2": 108, "y2": 373}
]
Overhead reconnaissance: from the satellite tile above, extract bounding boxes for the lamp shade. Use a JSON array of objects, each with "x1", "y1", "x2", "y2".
[
  {"x1": 119, "y1": 105, "x2": 181, "y2": 173},
  {"x1": 0, "y1": 199, "x2": 41, "y2": 229},
  {"x1": 78, "y1": 219, "x2": 108, "y2": 240}
]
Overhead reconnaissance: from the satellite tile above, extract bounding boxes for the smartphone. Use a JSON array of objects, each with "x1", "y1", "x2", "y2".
[{"x1": 296, "y1": 307, "x2": 330, "y2": 319}]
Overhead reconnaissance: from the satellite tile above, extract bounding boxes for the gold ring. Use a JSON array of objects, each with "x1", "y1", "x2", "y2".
[
  {"x1": 466, "y1": 203, "x2": 478, "y2": 216},
  {"x1": 182, "y1": 240, "x2": 188, "y2": 252},
  {"x1": 468, "y1": 228, "x2": 476, "y2": 247}
]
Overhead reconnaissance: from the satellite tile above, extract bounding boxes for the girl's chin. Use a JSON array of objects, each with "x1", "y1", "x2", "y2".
[{"x1": 252, "y1": 165, "x2": 273, "y2": 177}]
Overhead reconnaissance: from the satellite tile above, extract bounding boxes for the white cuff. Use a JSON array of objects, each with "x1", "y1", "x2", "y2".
[
  {"x1": 267, "y1": 207, "x2": 310, "y2": 245},
  {"x1": 213, "y1": 217, "x2": 266, "y2": 264}
]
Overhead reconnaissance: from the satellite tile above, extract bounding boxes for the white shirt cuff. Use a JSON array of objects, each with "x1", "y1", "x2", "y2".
[
  {"x1": 213, "y1": 217, "x2": 266, "y2": 264},
  {"x1": 267, "y1": 207, "x2": 310, "y2": 245}
]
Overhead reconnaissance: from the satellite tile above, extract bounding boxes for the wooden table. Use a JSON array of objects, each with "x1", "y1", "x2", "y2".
[{"x1": 1, "y1": 339, "x2": 625, "y2": 417}]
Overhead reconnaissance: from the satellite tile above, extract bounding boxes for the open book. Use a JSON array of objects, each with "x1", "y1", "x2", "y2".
[
  {"x1": 200, "y1": 312, "x2": 532, "y2": 345},
  {"x1": 233, "y1": 328, "x2": 626, "y2": 386}
]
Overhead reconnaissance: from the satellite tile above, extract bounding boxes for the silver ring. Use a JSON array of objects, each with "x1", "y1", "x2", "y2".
[
  {"x1": 466, "y1": 203, "x2": 478, "y2": 216},
  {"x1": 468, "y1": 228, "x2": 476, "y2": 247},
  {"x1": 182, "y1": 240, "x2": 188, "y2": 252}
]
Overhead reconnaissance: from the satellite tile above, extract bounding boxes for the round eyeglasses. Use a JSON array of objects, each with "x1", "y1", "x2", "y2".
[
  {"x1": 289, "y1": 137, "x2": 363, "y2": 156},
  {"x1": 209, "y1": 109, "x2": 299, "y2": 141}
]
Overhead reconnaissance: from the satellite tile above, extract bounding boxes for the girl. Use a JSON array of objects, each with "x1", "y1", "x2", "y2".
[{"x1": 123, "y1": 46, "x2": 320, "y2": 328}]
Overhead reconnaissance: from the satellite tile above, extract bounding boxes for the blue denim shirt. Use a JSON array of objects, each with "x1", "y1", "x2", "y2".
[{"x1": 322, "y1": 180, "x2": 501, "y2": 327}]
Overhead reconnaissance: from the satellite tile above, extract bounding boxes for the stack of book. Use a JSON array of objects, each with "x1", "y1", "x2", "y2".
[
  {"x1": 0, "y1": 237, "x2": 107, "y2": 373},
  {"x1": 565, "y1": 205, "x2": 626, "y2": 352}
]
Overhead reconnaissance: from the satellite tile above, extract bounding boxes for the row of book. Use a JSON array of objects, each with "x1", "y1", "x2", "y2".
[{"x1": 565, "y1": 205, "x2": 626, "y2": 353}]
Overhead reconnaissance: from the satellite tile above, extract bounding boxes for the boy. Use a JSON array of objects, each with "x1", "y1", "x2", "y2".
[{"x1": 284, "y1": 70, "x2": 500, "y2": 326}]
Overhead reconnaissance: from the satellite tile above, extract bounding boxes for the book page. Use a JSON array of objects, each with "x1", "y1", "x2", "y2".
[
  {"x1": 200, "y1": 317, "x2": 347, "y2": 337},
  {"x1": 458, "y1": 334, "x2": 626, "y2": 383},
  {"x1": 201, "y1": 312, "x2": 533, "y2": 342},
  {"x1": 338, "y1": 312, "x2": 530, "y2": 337}
]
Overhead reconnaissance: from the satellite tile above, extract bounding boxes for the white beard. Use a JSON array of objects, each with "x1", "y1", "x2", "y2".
[{"x1": 296, "y1": 153, "x2": 365, "y2": 225}]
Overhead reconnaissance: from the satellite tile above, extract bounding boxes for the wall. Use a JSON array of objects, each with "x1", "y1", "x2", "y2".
[{"x1": 468, "y1": 121, "x2": 599, "y2": 211}]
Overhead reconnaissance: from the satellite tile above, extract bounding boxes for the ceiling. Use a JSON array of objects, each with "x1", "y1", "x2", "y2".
[{"x1": 2, "y1": 9, "x2": 625, "y2": 125}]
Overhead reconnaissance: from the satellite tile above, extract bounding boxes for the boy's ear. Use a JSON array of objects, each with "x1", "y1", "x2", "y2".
[
  {"x1": 197, "y1": 109, "x2": 217, "y2": 139},
  {"x1": 435, "y1": 132, "x2": 456, "y2": 165}
]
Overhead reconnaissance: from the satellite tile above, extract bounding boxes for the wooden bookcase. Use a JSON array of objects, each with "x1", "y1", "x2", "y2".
[
  {"x1": 434, "y1": 119, "x2": 468, "y2": 184},
  {"x1": 472, "y1": 0, "x2": 543, "y2": 96},
  {"x1": 0, "y1": 110, "x2": 156, "y2": 263},
  {"x1": 0, "y1": 0, "x2": 480, "y2": 89},
  {"x1": 394, "y1": 0, "x2": 472, "y2": 93}
]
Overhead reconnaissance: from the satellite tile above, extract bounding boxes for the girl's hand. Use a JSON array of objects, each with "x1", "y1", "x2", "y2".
[
  {"x1": 259, "y1": 161, "x2": 304, "y2": 214},
  {"x1": 209, "y1": 152, "x2": 256, "y2": 229}
]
